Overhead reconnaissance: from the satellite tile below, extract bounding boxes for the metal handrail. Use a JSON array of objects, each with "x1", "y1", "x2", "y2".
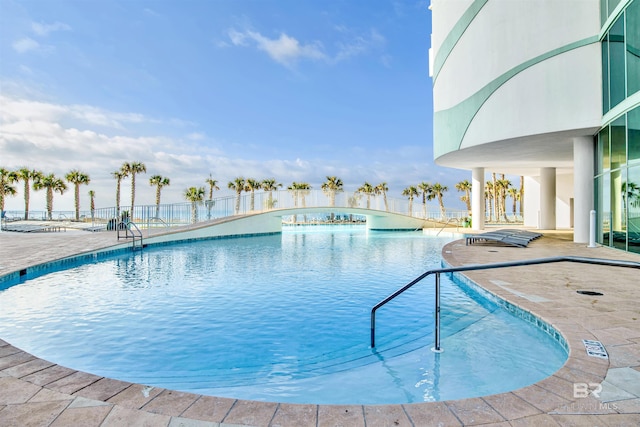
[
  {"x1": 370, "y1": 256, "x2": 640, "y2": 350},
  {"x1": 117, "y1": 221, "x2": 144, "y2": 250},
  {"x1": 435, "y1": 217, "x2": 460, "y2": 236},
  {"x1": 147, "y1": 216, "x2": 169, "y2": 228}
]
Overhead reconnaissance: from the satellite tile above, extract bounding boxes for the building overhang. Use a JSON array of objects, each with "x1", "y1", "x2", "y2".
[{"x1": 434, "y1": 128, "x2": 600, "y2": 176}]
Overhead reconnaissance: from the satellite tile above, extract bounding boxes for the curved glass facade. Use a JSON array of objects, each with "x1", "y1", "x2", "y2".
[{"x1": 596, "y1": 0, "x2": 640, "y2": 253}]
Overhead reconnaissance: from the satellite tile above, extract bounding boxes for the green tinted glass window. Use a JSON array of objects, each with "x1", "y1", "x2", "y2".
[
  {"x1": 609, "y1": 0, "x2": 622, "y2": 16},
  {"x1": 611, "y1": 115, "x2": 627, "y2": 167},
  {"x1": 601, "y1": 125, "x2": 611, "y2": 172},
  {"x1": 630, "y1": 106, "x2": 640, "y2": 165},
  {"x1": 627, "y1": 0, "x2": 640, "y2": 96},
  {"x1": 598, "y1": 173, "x2": 611, "y2": 246},
  {"x1": 612, "y1": 168, "x2": 627, "y2": 250},
  {"x1": 602, "y1": 35, "x2": 610, "y2": 112},
  {"x1": 628, "y1": 166, "x2": 640, "y2": 253},
  {"x1": 609, "y1": 16, "x2": 626, "y2": 108}
]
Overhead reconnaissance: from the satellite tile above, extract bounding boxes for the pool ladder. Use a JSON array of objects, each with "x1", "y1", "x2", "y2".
[
  {"x1": 370, "y1": 256, "x2": 640, "y2": 351},
  {"x1": 117, "y1": 221, "x2": 144, "y2": 250}
]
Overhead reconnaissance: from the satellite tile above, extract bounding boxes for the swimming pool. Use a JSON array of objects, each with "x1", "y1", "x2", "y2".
[{"x1": 0, "y1": 226, "x2": 567, "y2": 404}]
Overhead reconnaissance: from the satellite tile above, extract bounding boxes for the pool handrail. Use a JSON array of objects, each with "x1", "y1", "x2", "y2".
[
  {"x1": 117, "y1": 220, "x2": 144, "y2": 250},
  {"x1": 370, "y1": 255, "x2": 640, "y2": 350}
]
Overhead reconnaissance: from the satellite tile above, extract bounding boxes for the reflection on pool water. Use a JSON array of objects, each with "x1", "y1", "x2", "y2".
[{"x1": 0, "y1": 226, "x2": 567, "y2": 404}]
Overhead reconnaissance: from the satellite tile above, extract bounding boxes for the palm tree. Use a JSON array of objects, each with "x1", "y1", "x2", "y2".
[
  {"x1": 374, "y1": 182, "x2": 389, "y2": 211},
  {"x1": 402, "y1": 185, "x2": 419, "y2": 216},
  {"x1": 348, "y1": 192, "x2": 362, "y2": 220},
  {"x1": 287, "y1": 182, "x2": 303, "y2": 222},
  {"x1": 491, "y1": 172, "x2": 497, "y2": 222},
  {"x1": 321, "y1": 176, "x2": 343, "y2": 221},
  {"x1": 288, "y1": 182, "x2": 311, "y2": 222},
  {"x1": 519, "y1": 176, "x2": 524, "y2": 217},
  {"x1": 496, "y1": 178, "x2": 512, "y2": 222},
  {"x1": 418, "y1": 182, "x2": 433, "y2": 218},
  {"x1": 297, "y1": 182, "x2": 311, "y2": 209},
  {"x1": 184, "y1": 186, "x2": 205, "y2": 224},
  {"x1": 621, "y1": 182, "x2": 640, "y2": 224},
  {"x1": 34, "y1": 173, "x2": 67, "y2": 220},
  {"x1": 624, "y1": 182, "x2": 640, "y2": 208},
  {"x1": 507, "y1": 187, "x2": 519, "y2": 218},
  {"x1": 245, "y1": 178, "x2": 261, "y2": 211},
  {"x1": 357, "y1": 182, "x2": 375, "y2": 209},
  {"x1": 485, "y1": 181, "x2": 495, "y2": 222},
  {"x1": 205, "y1": 174, "x2": 220, "y2": 220},
  {"x1": 228, "y1": 177, "x2": 245, "y2": 214},
  {"x1": 321, "y1": 176, "x2": 343, "y2": 207},
  {"x1": 121, "y1": 161, "x2": 146, "y2": 217},
  {"x1": 112, "y1": 170, "x2": 125, "y2": 217},
  {"x1": 430, "y1": 182, "x2": 448, "y2": 220},
  {"x1": 261, "y1": 178, "x2": 282, "y2": 209},
  {"x1": 0, "y1": 168, "x2": 18, "y2": 214},
  {"x1": 65, "y1": 169, "x2": 90, "y2": 221},
  {"x1": 16, "y1": 167, "x2": 42, "y2": 220},
  {"x1": 88, "y1": 190, "x2": 96, "y2": 222},
  {"x1": 455, "y1": 179, "x2": 472, "y2": 213},
  {"x1": 149, "y1": 175, "x2": 170, "y2": 218}
]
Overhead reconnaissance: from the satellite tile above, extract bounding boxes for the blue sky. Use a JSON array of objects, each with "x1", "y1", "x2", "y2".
[{"x1": 1, "y1": 0, "x2": 469, "y2": 212}]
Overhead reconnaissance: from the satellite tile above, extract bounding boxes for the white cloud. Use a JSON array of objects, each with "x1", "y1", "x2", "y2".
[
  {"x1": 0, "y1": 94, "x2": 467, "y2": 213},
  {"x1": 31, "y1": 21, "x2": 71, "y2": 37},
  {"x1": 228, "y1": 29, "x2": 327, "y2": 66},
  {"x1": 0, "y1": 96, "x2": 152, "y2": 130},
  {"x1": 12, "y1": 37, "x2": 40, "y2": 53},
  {"x1": 227, "y1": 27, "x2": 387, "y2": 68}
]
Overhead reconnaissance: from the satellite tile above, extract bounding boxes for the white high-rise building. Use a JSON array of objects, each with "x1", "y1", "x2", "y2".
[{"x1": 430, "y1": 0, "x2": 639, "y2": 253}]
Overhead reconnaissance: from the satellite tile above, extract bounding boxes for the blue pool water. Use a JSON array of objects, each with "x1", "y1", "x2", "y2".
[{"x1": 0, "y1": 226, "x2": 567, "y2": 404}]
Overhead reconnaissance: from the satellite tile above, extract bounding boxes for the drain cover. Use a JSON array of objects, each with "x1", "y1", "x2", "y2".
[{"x1": 577, "y1": 290, "x2": 603, "y2": 296}]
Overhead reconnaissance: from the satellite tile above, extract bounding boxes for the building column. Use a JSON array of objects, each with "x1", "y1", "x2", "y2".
[
  {"x1": 472, "y1": 167, "x2": 485, "y2": 230},
  {"x1": 573, "y1": 136, "x2": 594, "y2": 243},
  {"x1": 540, "y1": 167, "x2": 556, "y2": 230}
]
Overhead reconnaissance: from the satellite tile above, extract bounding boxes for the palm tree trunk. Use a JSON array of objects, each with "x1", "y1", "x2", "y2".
[
  {"x1": 155, "y1": 186, "x2": 161, "y2": 218},
  {"x1": 519, "y1": 176, "x2": 524, "y2": 217},
  {"x1": 302, "y1": 194, "x2": 307, "y2": 222},
  {"x1": 465, "y1": 189, "x2": 471, "y2": 212},
  {"x1": 492, "y1": 173, "x2": 497, "y2": 222},
  {"x1": 438, "y1": 195, "x2": 446, "y2": 221},
  {"x1": 235, "y1": 192, "x2": 241, "y2": 214},
  {"x1": 75, "y1": 184, "x2": 81, "y2": 220},
  {"x1": 130, "y1": 174, "x2": 136, "y2": 218},
  {"x1": 383, "y1": 194, "x2": 388, "y2": 211},
  {"x1": 24, "y1": 182, "x2": 30, "y2": 220},
  {"x1": 115, "y1": 180, "x2": 121, "y2": 217},
  {"x1": 191, "y1": 202, "x2": 197, "y2": 224},
  {"x1": 46, "y1": 188, "x2": 53, "y2": 220}
]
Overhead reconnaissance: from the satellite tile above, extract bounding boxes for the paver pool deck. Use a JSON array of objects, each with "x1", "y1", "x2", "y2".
[{"x1": 0, "y1": 226, "x2": 639, "y2": 426}]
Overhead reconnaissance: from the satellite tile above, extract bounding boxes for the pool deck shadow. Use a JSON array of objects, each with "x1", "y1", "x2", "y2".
[{"x1": 0, "y1": 228, "x2": 639, "y2": 426}]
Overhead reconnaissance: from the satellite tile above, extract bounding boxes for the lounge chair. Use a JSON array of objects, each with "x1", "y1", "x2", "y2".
[{"x1": 466, "y1": 229, "x2": 543, "y2": 248}]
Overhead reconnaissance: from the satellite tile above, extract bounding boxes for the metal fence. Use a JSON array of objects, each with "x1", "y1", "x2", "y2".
[{"x1": 2, "y1": 190, "x2": 470, "y2": 230}]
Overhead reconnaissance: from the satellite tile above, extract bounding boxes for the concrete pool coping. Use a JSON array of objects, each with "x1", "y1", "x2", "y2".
[{"x1": 0, "y1": 227, "x2": 639, "y2": 426}]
